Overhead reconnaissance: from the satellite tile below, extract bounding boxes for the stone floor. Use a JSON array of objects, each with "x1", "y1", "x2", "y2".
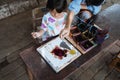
[{"x1": 0, "y1": 0, "x2": 120, "y2": 80}]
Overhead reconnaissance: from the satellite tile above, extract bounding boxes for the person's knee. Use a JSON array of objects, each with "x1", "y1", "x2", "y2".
[{"x1": 79, "y1": 10, "x2": 93, "y2": 21}]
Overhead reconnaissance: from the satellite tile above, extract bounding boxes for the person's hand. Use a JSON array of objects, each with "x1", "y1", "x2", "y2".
[
  {"x1": 31, "y1": 32, "x2": 41, "y2": 39},
  {"x1": 60, "y1": 27, "x2": 70, "y2": 39},
  {"x1": 81, "y1": 4, "x2": 87, "y2": 9}
]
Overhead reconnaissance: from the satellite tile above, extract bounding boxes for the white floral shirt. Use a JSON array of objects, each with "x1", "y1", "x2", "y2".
[{"x1": 40, "y1": 12, "x2": 67, "y2": 41}]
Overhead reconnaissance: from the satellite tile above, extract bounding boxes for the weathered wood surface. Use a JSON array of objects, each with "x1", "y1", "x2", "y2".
[
  {"x1": 0, "y1": 58, "x2": 28, "y2": 80},
  {"x1": 64, "y1": 40, "x2": 120, "y2": 80},
  {"x1": 20, "y1": 45, "x2": 79, "y2": 80}
]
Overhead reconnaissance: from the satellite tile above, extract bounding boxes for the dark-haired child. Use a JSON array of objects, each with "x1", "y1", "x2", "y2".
[{"x1": 31, "y1": 0, "x2": 67, "y2": 41}]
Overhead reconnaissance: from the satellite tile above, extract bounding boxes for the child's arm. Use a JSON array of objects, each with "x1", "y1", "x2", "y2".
[
  {"x1": 31, "y1": 30, "x2": 44, "y2": 39},
  {"x1": 31, "y1": 14, "x2": 47, "y2": 39}
]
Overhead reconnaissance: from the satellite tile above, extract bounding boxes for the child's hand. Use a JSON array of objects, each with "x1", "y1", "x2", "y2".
[
  {"x1": 31, "y1": 32, "x2": 41, "y2": 39},
  {"x1": 60, "y1": 27, "x2": 70, "y2": 39}
]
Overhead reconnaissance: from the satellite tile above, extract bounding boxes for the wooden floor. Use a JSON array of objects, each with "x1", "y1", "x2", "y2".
[
  {"x1": 0, "y1": 41, "x2": 35, "y2": 80},
  {"x1": 65, "y1": 40, "x2": 120, "y2": 80},
  {"x1": 0, "y1": 58, "x2": 29, "y2": 80}
]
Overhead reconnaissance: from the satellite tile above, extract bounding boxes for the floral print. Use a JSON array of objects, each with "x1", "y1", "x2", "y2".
[
  {"x1": 48, "y1": 17, "x2": 55, "y2": 23},
  {"x1": 40, "y1": 12, "x2": 67, "y2": 41}
]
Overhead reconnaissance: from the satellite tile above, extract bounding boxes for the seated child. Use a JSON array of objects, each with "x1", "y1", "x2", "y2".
[{"x1": 31, "y1": 0, "x2": 67, "y2": 42}]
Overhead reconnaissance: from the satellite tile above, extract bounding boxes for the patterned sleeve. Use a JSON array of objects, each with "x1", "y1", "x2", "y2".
[
  {"x1": 68, "y1": 0, "x2": 82, "y2": 15},
  {"x1": 40, "y1": 15, "x2": 48, "y2": 31}
]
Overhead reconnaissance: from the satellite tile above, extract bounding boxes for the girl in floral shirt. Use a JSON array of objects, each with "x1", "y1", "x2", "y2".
[{"x1": 31, "y1": 0, "x2": 67, "y2": 41}]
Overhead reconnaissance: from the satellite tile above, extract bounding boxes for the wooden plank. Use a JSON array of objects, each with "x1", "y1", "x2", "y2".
[
  {"x1": 7, "y1": 41, "x2": 34, "y2": 63},
  {"x1": 16, "y1": 73, "x2": 29, "y2": 80},
  {"x1": 7, "y1": 50, "x2": 21, "y2": 63},
  {"x1": 1, "y1": 64, "x2": 26, "y2": 80},
  {"x1": 104, "y1": 69, "x2": 120, "y2": 80},
  {"x1": 0, "y1": 74, "x2": 2, "y2": 80},
  {"x1": 0, "y1": 58, "x2": 24, "y2": 76}
]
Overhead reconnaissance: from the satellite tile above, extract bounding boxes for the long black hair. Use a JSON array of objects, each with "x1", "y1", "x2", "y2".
[
  {"x1": 86, "y1": 0, "x2": 104, "y2": 6},
  {"x1": 46, "y1": 0, "x2": 67, "y2": 13}
]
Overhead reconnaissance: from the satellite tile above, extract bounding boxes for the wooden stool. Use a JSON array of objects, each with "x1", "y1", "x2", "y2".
[
  {"x1": 32, "y1": 7, "x2": 48, "y2": 31},
  {"x1": 109, "y1": 53, "x2": 120, "y2": 72}
]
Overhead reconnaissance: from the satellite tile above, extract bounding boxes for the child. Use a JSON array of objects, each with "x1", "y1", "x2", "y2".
[
  {"x1": 60, "y1": 0, "x2": 105, "y2": 38},
  {"x1": 31, "y1": 0, "x2": 67, "y2": 41}
]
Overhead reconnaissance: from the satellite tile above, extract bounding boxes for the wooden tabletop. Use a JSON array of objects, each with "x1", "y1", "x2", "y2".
[{"x1": 20, "y1": 45, "x2": 80, "y2": 80}]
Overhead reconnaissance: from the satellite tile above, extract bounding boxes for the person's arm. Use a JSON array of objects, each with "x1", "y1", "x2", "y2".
[
  {"x1": 67, "y1": 0, "x2": 82, "y2": 27},
  {"x1": 60, "y1": 10, "x2": 74, "y2": 38},
  {"x1": 81, "y1": 4, "x2": 87, "y2": 9},
  {"x1": 31, "y1": 14, "x2": 47, "y2": 38},
  {"x1": 66, "y1": 10, "x2": 75, "y2": 29},
  {"x1": 31, "y1": 30, "x2": 44, "y2": 39},
  {"x1": 60, "y1": 0, "x2": 82, "y2": 38}
]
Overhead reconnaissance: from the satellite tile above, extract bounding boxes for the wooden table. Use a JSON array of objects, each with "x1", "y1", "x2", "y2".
[
  {"x1": 20, "y1": 45, "x2": 82, "y2": 80},
  {"x1": 19, "y1": 33, "x2": 86, "y2": 80},
  {"x1": 20, "y1": 36, "x2": 113, "y2": 80}
]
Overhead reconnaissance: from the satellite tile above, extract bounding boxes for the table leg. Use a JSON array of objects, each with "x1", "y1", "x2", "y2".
[{"x1": 27, "y1": 67, "x2": 33, "y2": 80}]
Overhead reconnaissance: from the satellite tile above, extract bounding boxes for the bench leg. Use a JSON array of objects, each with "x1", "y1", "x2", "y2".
[{"x1": 27, "y1": 68, "x2": 33, "y2": 80}]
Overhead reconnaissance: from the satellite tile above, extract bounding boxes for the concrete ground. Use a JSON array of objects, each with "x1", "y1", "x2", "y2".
[{"x1": 0, "y1": 0, "x2": 120, "y2": 80}]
